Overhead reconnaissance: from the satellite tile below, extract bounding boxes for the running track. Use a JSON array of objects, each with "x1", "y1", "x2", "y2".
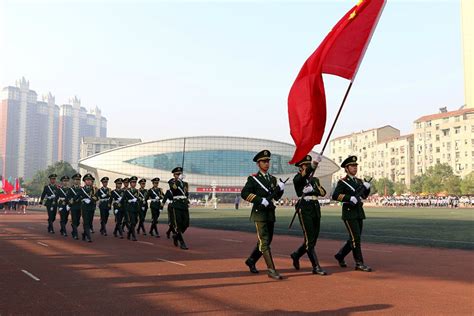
[{"x1": 0, "y1": 212, "x2": 472, "y2": 315}]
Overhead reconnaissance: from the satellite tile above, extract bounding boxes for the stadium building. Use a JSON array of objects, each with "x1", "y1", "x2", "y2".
[{"x1": 78, "y1": 136, "x2": 339, "y2": 198}]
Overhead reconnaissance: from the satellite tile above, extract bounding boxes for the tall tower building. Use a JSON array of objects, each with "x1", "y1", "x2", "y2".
[{"x1": 461, "y1": 0, "x2": 473, "y2": 108}]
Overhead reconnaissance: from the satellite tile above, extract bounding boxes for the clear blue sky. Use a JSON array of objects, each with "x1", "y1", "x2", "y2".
[{"x1": 0, "y1": 0, "x2": 464, "y2": 152}]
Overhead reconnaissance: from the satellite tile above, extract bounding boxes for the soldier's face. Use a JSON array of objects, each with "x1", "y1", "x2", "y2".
[
  {"x1": 258, "y1": 159, "x2": 270, "y2": 172},
  {"x1": 174, "y1": 173, "x2": 181, "y2": 180},
  {"x1": 116, "y1": 183, "x2": 122, "y2": 189},
  {"x1": 130, "y1": 181, "x2": 137, "y2": 188},
  {"x1": 123, "y1": 182, "x2": 129, "y2": 188},
  {"x1": 140, "y1": 183, "x2": 146, "y2": 188},
  {"x1": 62, "y1": 180, "x2": 69, "y2": 187},
  {"x1": 85, "y1": 179, "x2": 93, "y2": 186},
  {"x1": 73, "y1": 179, "x2": 80, "y2": 186},
  {"x1": 153, "y1": 182, "x2": 159, "y2": 187},
  {"x1": 50, "y1": 178, "x2": 56, "y2": 185},
  {"x1": 346, "y1": 164, "x2": 358, "y2": 176},
  {"x1": 102, "y1": 181, "x2": 108, "y2": 187}
]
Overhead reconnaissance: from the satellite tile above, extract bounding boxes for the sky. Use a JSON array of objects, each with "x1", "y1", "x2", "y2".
[{"x1": 0, "y1": 0, "x2": 465, "y2": 153}]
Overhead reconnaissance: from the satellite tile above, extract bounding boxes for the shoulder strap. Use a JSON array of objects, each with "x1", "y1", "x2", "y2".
[
  {"x1": 340, "y1": 179, "x2": 356, "y2": 192},
  {"x1": 252, "y1": 176, "x2": 269, "y2": 193}
]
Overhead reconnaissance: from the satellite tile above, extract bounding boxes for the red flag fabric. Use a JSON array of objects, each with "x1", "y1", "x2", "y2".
[
  {"x1": 0, "y1": 193, "x2": 23, "y2": 204},
  {"x1": 15, "y1": 178, "x2": 20, "y2": 192},
  {"x1": 3, "y1": 179, "x2": 14, "y2": 194},
  {"x1": 288, "y1": 0, "x2": 386, "y2": 163}
]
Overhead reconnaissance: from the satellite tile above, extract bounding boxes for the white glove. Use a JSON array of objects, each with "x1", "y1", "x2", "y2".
[
  {"x1": 66, "y1": 205, "x2": 71, "y2": 211},
  {"x1": 350, "y1": 196, "x2": 358, "y2": 204},
  {"x1": 159, "y1": 209, "x2": 163, "y2": 213},
  {"x1": 114, "y1": 209, "x2": 119, "y2": 214},
  {"x1": 261, "y1": 198, "x2": 269, "y2": 207},
  {"x1": 101, "y1": 194, "x2": 107, "y2": 198},
  {"x1": 179, "y1": 174, "x2": 185, "y2": 180},
  {"x1": 117, "y1": 197, "x2": 122, "y2": 202},
  {"x1": 278, "y1": 181, "x2": 285, "y2": 191},
  {"x1": 314, "y1": 153, "x2": 322, "y2": 163},
  {"x1": 303, "y1": 185, "x2": 313, "y2": 194},
  {"x1": 142, "y1": 207, "x2": 145, "y2": 211},
  {"x1": 83, "y1": 198, "x2": 91, "y2": 204},
  {"x1": 128, "y1": 198, "x2": 137, "y2": 203},
  {"x1": 363, "y1": 182, "x2": 371, "y2": 189},
  {"x1": 49, "y1": 194, "x2": 56, "y2": 199}
]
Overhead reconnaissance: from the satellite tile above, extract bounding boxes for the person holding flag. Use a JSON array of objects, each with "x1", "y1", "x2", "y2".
[{"x1": 40, "y1": 174, "x2": 59, "y2": 234}]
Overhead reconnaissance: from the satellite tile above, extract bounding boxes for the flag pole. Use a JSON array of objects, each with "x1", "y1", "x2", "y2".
[
  {"x1": 181, "y1": 137, "x2": 186, "y2": 172},
  {"x1": 319, "y1": 80, "x2": 354, "y2": 156}
]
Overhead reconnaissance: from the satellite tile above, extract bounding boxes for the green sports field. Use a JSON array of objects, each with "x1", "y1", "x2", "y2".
[{"x1": 187, "y1": 206, "x2": 474, "y2": 250}]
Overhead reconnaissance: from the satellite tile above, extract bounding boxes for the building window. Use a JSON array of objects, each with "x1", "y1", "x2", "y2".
[
  {"x1": 435, "y1": 135, "x2": 440, "y2": 141},
  {"x1": 454, "y1": 126, "x2": 461, "y2": 134},
  {"x1": 435, "y1": 124, "x2": 440, "y2": 130},
  {"x1": 426, "y1": 121, "x2": 431, "y2": 127},
  {"x1": 455, "y1": 116, "x2": 460, "y2": 122},
  {"x1": 442, "y1": 129, "x2": 450, "y2": 136},
  {"x1": 436, "y1": 147, "x2": 440, "y2": 153}
]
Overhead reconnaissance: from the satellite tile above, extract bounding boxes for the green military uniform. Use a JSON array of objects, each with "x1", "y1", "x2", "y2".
[
  {"x1": 68, "y1": 173, "x2": 82, "y2": 239},
  {"x1": 168, "y1": 167, "x2": 190, "y2": 250},
  {"x1": 111, "y1": 178, "x2": 124, "y2": 238},
  {"x1": 241, "y1": 150, "x2": 285, "y2": 280},
  {"x1": 122, "y1": 176, "x2": 139, "y2": 241},
  {"x1": 148, "y1": 178, "x2": 164, "y2": 237},
  {"x1": 77, "y1": 173, "x2": 98, "y2": 242},
  {"x1": 121, "y1": 178, "x2": 131, "y2": 232},
  {"x1": 290, "y1": 155, "x2": 327, "y2": 275},
  {"x1": 57, "y1": 176, "x2": 71, "y2": 237},
  {"x1": 331, "y1": 155, "x2": 372, "y2": 272},
  {"x1": 162, "y1": 189, "x2": 175, "y2": 239},
  {"x1": 137, "y1": 179, "x2": 149, "y2": 235},
  {"x1": 96, "y1": 177, "x2": 112, "y2": 236},
  {"x1": 40, "y1": 174, "x2": 59, "y2": 234}
]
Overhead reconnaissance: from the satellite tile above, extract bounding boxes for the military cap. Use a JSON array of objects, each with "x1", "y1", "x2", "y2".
[
  {"x1": 82, "y1": 173, "x2": 95, "y2": 181},
  {"x1": 129, "y1": 176, "x2": 138, "y2": 182},
  {"x1": 139, "y1": 178, "x2": 146, "y2": 184},
  {"x1": 114, "y1": 178, "x2": 123, "y2": 184},
  {"x1": 60, "y1": 175, "x2": 70, "y2": 181},
  {"x1": 151, "y1": 177, "x2": 160, "y2": 182},
  {"x1": 48, "y1": 174, "x2": 57, "y2": 179},
  {"x1": 295, "y1": 155, "x2": 312, "y2": 167},
  {"x1": 341, "y1": 155, "x2": 358, "y2": 168},
  {"x1": 172, "y1": 167, "x2": 183, "y2": 174},
  {"x1": 253, "y1": 150, "x2": 271, "y2": 162},
  {"x1": 123, "y1": 177, "x2": 130, "y2": 183},
  {"x1": 101, "y1": 177, "x2": 109, "y2": 182}
]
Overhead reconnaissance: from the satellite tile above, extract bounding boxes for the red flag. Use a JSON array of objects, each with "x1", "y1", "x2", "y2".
[
  {"x1": 15, "y1": 178, "x2": 20, "y2": 192},
  {"x1": 3, "y1": 179, "x2": 14, "y2": 194},
  {"x1": 288, "y1": 0, "x2": 386, "y2": 163}
]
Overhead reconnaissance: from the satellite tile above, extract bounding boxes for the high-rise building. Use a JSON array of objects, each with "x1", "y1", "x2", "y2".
[
  {"x1": 461, "y1": 0, "x2": 473, "y2": 108},
  {"x1": 0, "y1": 78, "x2": 107, "y2": 179},
  {"x1": 80, "y1": 137, "x2": 141, "y2": 160},
  {"x1": 413, "y1": 106, "x2": 474, "y2": 178}
]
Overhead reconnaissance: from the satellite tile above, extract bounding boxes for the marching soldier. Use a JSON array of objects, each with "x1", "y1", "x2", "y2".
[
  {"x1": 40, "y1": 174, "x2": 59, "y2": 234},
  {"x1": 122, "y1": 176, "x2": 139, "y2": 241},
  {"x1": 77, "y1": 173, "x2": 98, "y2": 242},
  {"x1": 241, "y1": 150, "x2": 285, "y2": 280},
  {"x1": 111, "y1": 178, "x2": 124, "y2": 239},
  {"x1": 168, "y1": 167, "x2": 190, "y2": 250},
  {"x1": 96, "y1": 177, "x2": 111, "y2": 236},
  {"x1": 137, "y1": 178, "x2": 148, "y2": 235},
  {"x1": 290, "y1": 154, "x2": 327, "y2": 275},
  {"x1": 68, "y1": 173, "x2": 82, "y2": 240},
  {"x1": 121, "y1": 177, "x2": 131, "y2": 232},
  {"x1": 331, "y1": 155, "x2": 372, "y2": 272},
  {"x1": 57, "y1": 176, "x2": 71, "y2": 237},
  {"x1": 148, "y1": 177, "x2": 164, "y2": 237},
  {"x1": 162, "y1": 189, "x2": 175, "y2": 239}
]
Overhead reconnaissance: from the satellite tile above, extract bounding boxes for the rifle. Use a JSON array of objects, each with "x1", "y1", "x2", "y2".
[
  {"x1": 352, "y1": 177, "x2": 373, "y2": 205},
  {"x1": 254, "y1": 177, "x2": 289, "y2": 213}
]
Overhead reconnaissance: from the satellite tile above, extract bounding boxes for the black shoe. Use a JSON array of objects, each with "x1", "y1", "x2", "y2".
[
  {"x1": 63, "y1": 233, "x2": 68, "y2": 237},
  {"x1": 156, "y1": 234, "x2": 160, "y2": 238},
  {"x1": 119, "y1": 235, "x2": 124, "y2": 239},
  {"x1": 180, "y1": 241, "x2": 189, "y2": 250},
  {"x1": 113, "y1": 232, "x2": 118, "y2": 237},
  {"x1": 312, "y1": 265, "x2": 328, "y2": 275},
  {"x1": 290, "y1": 253, "x2": 300, "y2": 270},
  {"x1": 355, "y1": 263, "x2": 372, "y2": 272},
  {"x1": 132, "y1": 236, "x2": 137, "y2": 241},
  {"x1": 335, "y1": 254, "x2": 347, "y2": 268},
  {"x1": 149, "y1": 231, "x2": 154, "y2": 236},
  {"x1": 172, "y1": 234, "x2": 179, "y2": 247},
  {"x1": 166, "y1": 231, "x2": 171, "y2": 239},
  {"x1": 267, "y1": 269, "x2": 283, "y2": 280},
  {"x1": 82, "y1": 233, "x2": 86, "y2": 241},
  {"x1": 103, "y1": 232, "x2": 107, "y2": 236},
  {"x1": 73, "y1": 235, "x2": 79, "y2": 240},
  {"x1": 245, "y1": 259, "x2": 259, "y2": 273}
]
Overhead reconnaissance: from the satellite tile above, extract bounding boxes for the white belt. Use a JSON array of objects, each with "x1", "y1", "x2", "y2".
[
  {"x1": 100, "y1": 198, "x2": 109, "y2": 202},
  {"x1": 58, "y1": 197, "x2": 66, "y2": 201},
  {"x1": 303, "y1": 196, "x2": 319, "y2": 201},
  {"x1": 173, "y1": 196, "x2": 187, "y2": 200}
]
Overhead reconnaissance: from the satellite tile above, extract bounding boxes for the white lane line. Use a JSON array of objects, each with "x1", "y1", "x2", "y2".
[
  {"x1": 37, "y1": 242, "x2": 49, "y2": 247},
  {"x1": 27, "y1": 226, "x2": 35, "y2": 230},
  {"x1": 21, "y1": 269, "x2": 40, "y2": 281},
  {"x1": 138, "y1": 241, "x2": 154, "y2": 246},
  {"x1": 157, "y1": 258, "x2": 186, "y2": 267},
  {"x1": 365, "y1": 248, "x2": 393, "y2": 253},
  {"x1": 220, "y1": 238, "x2": 243, "y2": 243}
]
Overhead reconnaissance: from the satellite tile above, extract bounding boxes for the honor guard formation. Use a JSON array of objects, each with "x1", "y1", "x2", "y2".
[{"x1": 40, "y1": 150, "x2": 373, "y2": 279}]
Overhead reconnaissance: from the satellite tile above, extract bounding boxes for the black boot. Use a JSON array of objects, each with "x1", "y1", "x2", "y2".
[
  {"x1": 172, "y1": 233, "x2": 179, "y2": 247},
  {"x1": 82, "y1": 232, "x2": 86, "y2": 241},
  {"x1": 335, "y1": 241, "x2": 351, "y2": 268},
  {"x1": 245, "y1": 258, "x2": 259, "y2": 273},
  {"x1": 307, "y1": 248, "x2": 327, "y2": 275},
  {"x1": 290, "y1": 244, "x2": 306, "y2": 270},
  {"x1": 353, "y1": 247, "x2": 372, "y2": 272},
  {"x1": 179, "y1": 234, "x2": 188, "y2": 250},
  {"x1": 166, "y1": 228, "x2": 171, "y2": 239},
  {"x1": 86, "y1": 229, "x2": 93, "y2": 242},
  {"x1": 131, "y1": 228, "x2": 137, "y2": 241},
  {"x1": 262, "y1": 250, "x2": 282, "y2": 280}
]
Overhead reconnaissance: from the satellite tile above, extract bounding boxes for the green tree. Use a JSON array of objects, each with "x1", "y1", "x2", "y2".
[
  {"x1": 410, "y1": 175, "x2": 425, "y2": 194},
  {"x1": 460, "y1": 172, "x2": 474, "y2": 194},
  {"x1": 393, "y1": 181, "x2": 407, "y2": 195},
  {"x1": 23, "y1": 161, "x2": 77, "y2": 196},
  {"x1": 373, "y1": 177, "x2": 394, "y2": 196}
]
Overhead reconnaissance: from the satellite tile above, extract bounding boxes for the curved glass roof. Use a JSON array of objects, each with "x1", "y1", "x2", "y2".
[{"x1": 125, "y1": 150, "x2": 298, "y2": 177}]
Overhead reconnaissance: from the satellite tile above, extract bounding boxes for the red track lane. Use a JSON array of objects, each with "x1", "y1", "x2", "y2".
[{"x1": 0, "y1": 212, "x2": 472, "y2": 315}]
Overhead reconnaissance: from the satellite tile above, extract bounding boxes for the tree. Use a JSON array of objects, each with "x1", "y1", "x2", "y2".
[
  {"x1": 393, "y1": 181, "x2": 407, "y2": 195},
  {"x1": 372, "y1": 177, "x2": 394, "y2": 196},
  {"x1": 460, "y1": 172, "x2": 474, "y2": 195},
  {"x1": 23, "y1": 161, "x2": 77, "y2": 196},
  {"x1": 410, "y1": 175, "x2": 425, "y2": 194}
]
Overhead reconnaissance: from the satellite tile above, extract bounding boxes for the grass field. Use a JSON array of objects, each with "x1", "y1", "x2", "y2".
[
  {"x1": 186, "y1": 205, "x2": 474, "y2": 250},
  {"x1": 25, "y1": 205, "x2": 474, "y2": 250}
]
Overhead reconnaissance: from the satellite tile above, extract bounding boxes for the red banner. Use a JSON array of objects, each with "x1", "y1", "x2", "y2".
[
  {"x1": 0, "y1": 193, "x2": 23, "y2": 204},
  {"x1": 196, "y1": 187, "x2": 242, "y2": 193}
]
